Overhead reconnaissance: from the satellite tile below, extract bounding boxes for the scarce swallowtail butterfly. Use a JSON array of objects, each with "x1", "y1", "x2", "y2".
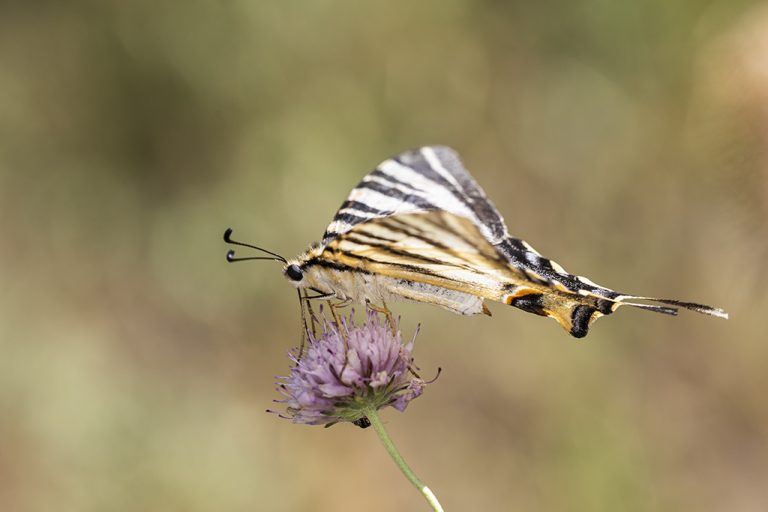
[{"x1": 224, "y1": 146, "x2": 727, "y2": 338}]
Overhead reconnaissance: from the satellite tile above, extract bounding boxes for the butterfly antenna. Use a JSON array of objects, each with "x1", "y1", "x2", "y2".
[{"x1": 223, "y1": 228, "x2": 288, "y2": 263}]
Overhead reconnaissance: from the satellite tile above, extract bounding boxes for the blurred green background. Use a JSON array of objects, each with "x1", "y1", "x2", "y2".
[{"x1": 1, "y1": 1, "x2": 767, "y2": 511}]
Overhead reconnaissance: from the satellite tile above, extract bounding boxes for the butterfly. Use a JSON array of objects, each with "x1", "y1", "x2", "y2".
[{"x1": 224, "y1": 145, "x2": 727, "y2": 338}]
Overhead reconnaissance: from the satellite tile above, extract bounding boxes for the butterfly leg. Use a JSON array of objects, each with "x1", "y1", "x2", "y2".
[
  {"x1": 326, "y1": 300, "x2": 349, "y2": 346},
  {"x1": 332, "y1": 298, "x2": 353, "y2": 309},
  {"x1": 297, "y1": 290, "x2": 333, "y2": 360},
  {"x1": 297, "y1": 290, "x2": 310, "y2": 360},
  {"x1": 325, "y1": 299, "x2": 354, "y2": 377},
  {"x1": 366, "y1": 300, "x2": 397, "y2": 335},
  {"x1": 305, "y1": 296, "x2": 320, "y2": 339},
  {"x1": 298, "y1": 292, "x2": 321, "y2": 360}
]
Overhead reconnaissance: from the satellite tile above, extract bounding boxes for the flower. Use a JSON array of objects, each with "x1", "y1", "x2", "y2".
[{"x1": 271, "y1": 309, "x2": 425, "y2": 427}]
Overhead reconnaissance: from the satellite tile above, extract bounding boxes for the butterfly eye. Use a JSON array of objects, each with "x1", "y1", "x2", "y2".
[{"x1": 285, "y1": 264, "x2": 303, "y2": 281}]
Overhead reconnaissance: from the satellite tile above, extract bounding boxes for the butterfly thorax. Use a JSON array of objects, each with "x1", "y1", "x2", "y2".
[{"x1": 283, "y1": 245, "x2": 390, "y2": 304}]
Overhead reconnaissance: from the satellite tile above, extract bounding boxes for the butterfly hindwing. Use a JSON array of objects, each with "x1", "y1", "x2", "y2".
[{"x1": 322, "y1": 211, "x2": 625, "y2": 336}]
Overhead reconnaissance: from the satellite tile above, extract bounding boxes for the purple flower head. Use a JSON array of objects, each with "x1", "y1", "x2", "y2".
[{"x1": 272, "y1": 310, "x2": 426, "y2": 427}]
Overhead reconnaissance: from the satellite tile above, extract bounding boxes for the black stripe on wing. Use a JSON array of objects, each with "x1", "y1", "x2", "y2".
[
  {"x1": 367, "y1": 168, "x2": 424, "y2": 192},
  {"x1": 338, "y1": 200, "x2": 388, "y2": 216},
  {"x1": 355, "y1": 179, "x2": 435, "y2": 209}
]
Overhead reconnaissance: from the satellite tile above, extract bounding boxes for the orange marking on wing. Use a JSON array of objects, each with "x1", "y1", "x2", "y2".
[{"x1": 503, "y1": 288, "x2": 540, "y2": 305}]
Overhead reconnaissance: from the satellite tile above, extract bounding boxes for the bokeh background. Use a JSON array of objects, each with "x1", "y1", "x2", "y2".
[{"x1": 2, "y1": 1, "x2": 767, "y2": 511}]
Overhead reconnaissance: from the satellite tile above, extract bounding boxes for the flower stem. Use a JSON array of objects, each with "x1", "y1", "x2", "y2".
[{"x1": 364, "y1": 407, "x2": 444, "y2": 512}]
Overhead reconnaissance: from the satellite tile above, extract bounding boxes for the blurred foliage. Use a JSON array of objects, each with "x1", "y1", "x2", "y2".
[{"x1": 1, "y1": 1, "x2": 767, "y2": 511}]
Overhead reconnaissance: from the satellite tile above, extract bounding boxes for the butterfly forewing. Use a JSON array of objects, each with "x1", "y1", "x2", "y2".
[{"x1": 323, "y1": 146, "x2": 508, "y2": 245}]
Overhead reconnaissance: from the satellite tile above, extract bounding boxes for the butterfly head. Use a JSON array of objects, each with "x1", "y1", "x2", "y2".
[
  {"x1": 282, "y1": 260, "x2": 309, "y2": 287},
  {"x1": 281, "y1": 245, "x2": 330, "y2": 293},
  {"x1": 284, "y1": 263, "x2": 304, "y2": 282}
]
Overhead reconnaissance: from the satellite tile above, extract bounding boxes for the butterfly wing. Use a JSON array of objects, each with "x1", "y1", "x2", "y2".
[{"x1": 316, "y1": 146, "x2": 727, "y2": 336}]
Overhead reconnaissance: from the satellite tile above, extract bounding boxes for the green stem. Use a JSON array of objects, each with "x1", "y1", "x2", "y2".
[{"x1": 364, "y1": 407, "x2": 444, "y2": 512}]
